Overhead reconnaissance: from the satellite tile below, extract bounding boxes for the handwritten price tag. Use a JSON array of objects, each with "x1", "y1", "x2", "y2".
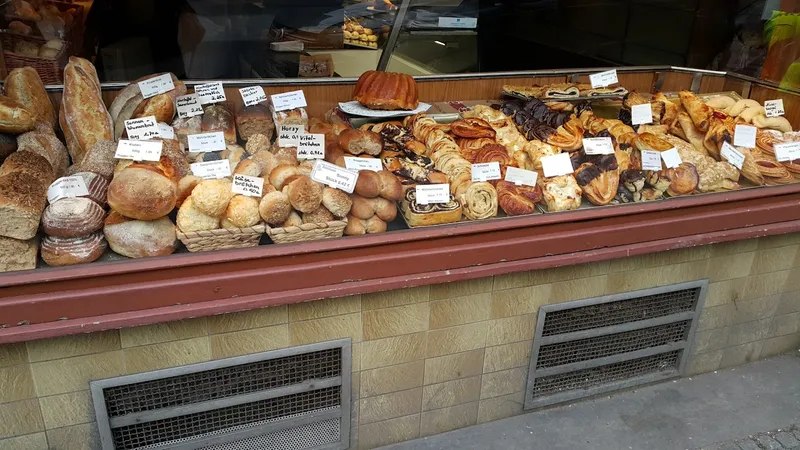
[
  {"x1": 720, "y1": 142, "x2": 744, "y2": 169},
  {"x1": 195, "y1": 82, "x2": 226, "y2": 105},
  {"x1": 297, "y1": 134, "x2": 325, "y2": 159},
  {"x1": 138, "y1": 73, "x2": 175, "y2": 99},
  {"x1": 124, "y1": 116, "x2": 160, "y2": 141},
  {"x1": 641, "y1": 150, "x2": 662, "y2": 171},
  {"x1": 188, "y1": 132, "x2": 226, "y2": 153},
  {"x1": 232, "y1": 174, "x2": 263, "y2": 197},
  {"x1": 115, "y1": 140, "x2": 163, "y2": 162},
  {"x1": 176, "y1": 94, "x2": 204, "y2": 119},
  {"x1": 191, "y1": 160, "x2": 231, "y2": 179},
  {"x1": 589, "y1": 69, "x2": 618, "y2": 88},
  {"x1": 582, "y1": 137, "x2": 615, "y2": 155},
  {"x1": 310, "y1": 161, "x2": 359, "y2": 194},
  {"x1": 278, "y1": 124, "x2": 303, "y2": 147},
  {"x1": 764, "y1": 99, "x2": 785, "y2": 118},
  {"x1": 47, "y1": 176, "x2": 89, "y2": 204},
  {"x1": 541, "y1": 153, "x2": 574, "y2": 178},
  {"x1": 505, "y1": 167, "x2": 538, "y2": 186},
  {"x1": 415, "y1": 184, "x2": 450, "y2": 205},
  {"x1": 239, "y1": 86, "x2": 267, "y2": 107},
  {"x1": 271, "y1": 90, "x2": 307, "y2": 112},
  {"x1": 344, "y1": 157, "x2": 382, "y2": 172}
]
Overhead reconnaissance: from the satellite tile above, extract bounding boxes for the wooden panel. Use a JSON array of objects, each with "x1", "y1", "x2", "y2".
[
  {"x1": 660, "y1": 72, "x2": 694, "y2": 92},
  {"x1": 722, "y1": 78, "x2": 748, "y2": 97},
  {"x1": 572, "y1": 73, "x2": 655, "y2": 93},
  {"x1": 699, "y1": 76, "x2": 726, "y2": 94},
  {"x1": 749, "y1": 84, "x2": 800, "y2": 129}
]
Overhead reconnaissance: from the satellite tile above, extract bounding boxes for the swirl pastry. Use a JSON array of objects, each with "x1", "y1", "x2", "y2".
[
  {"x1": 459, "y1": 182, "x2": 498, "y2": 220},
  {"x1": 756, "y1": 129, "x2": 784, "y2": 155},
  {"x1": 736, "y1": 147, "x2": 766, "y2": 186},
  {"x1": 496, "y1": 180, "x2": 542, "y2": 216},
  {"x1": 474, "y1": 144, "x2": 515, "y2": 182},
  {"x1": 544, "y1": 83, "x2": 580, "y2": 99},
  {"x1": 679, "y1": 91, "x2": 713, "y2": 132},
  {"x1": 541, "y1": 175, "x2": 582, "y2": 212},
  {"x1": 450, "y1": 118, "x2": 496, "y2": 139},
  {"x1": 400, "y1": 188, "x2": 463, "y2": 227}
]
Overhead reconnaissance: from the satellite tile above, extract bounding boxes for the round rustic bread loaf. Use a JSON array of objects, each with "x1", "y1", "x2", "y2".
[
  {"x1": 69, "y1": 171, "x2": 109, "y2": 206},
  {"x1": 41, "y1": 232, "x2": 107, "y2": 266},
  {"x1": 41, "y1": 197, "x2": 105, "y2": 237},
  {"x1": 104, "y1": 211, "x2": 177, "y2": 258},
  {"x1": 107, "y1": 165, "x2": 178, "y2": 220},
  {"x1": 176, "y1": 175, "x2": 202, "y2": 207}
]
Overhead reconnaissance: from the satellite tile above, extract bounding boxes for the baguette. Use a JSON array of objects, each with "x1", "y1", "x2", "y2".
[
  {"x1": 62, "y1": 57, "x2": 113, "y2": 163},
  {"x1": 5, "y1": 67, "x2": 56, "y2": 129}
]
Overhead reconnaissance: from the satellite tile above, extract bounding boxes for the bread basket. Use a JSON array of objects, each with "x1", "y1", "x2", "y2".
[
  {"x1": 177, "y1": 224, "x2": 265, "y2": 252},
  {"x1": 266, "y1": 220, "x2": 347, "y2": 244},
  {"x1": 0, "y1": 33, "x2": 69, "y2": 84}
]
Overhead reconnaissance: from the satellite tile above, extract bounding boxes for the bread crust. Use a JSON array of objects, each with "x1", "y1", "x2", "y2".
[
  {"x1": 41, "y1": 232, "x2": 106, "y2": 266},
  {"x1": 321, "y1": 187, "x2": 352, "y2": 217},
  {"x1": 104, "y1": 211, "x2": 177, "y2": 258},
  {"x1": 191, "y1": 178, "x2": 234, "y2": 217},
  {"x1": 63, "y1": 57, "x2": 113, "y2": 163},
  {"x1": 223, "y1": 195, "x2": 260, "y2": 228},
  {"x1": 176, "y1": 196, "x2": 219, "y2": 232},
  {"x1": 5, "y1": 67, "x2": 56, "y2": 129},
  {"x1": 338, "y1": 129, "x2": 383, "y2": 156},
  {"x1": 286, "y1": 176, "x2": 323, "y2": 213},
  {"x1": 259, "y1": 191, "x2": 292, "y2": 226},
  {"x1": 42, "y1": 197, "x2": 105, "y2": 237},
  {"x1": 107, "y1": 166, "x2": 178, "y2": 220}
]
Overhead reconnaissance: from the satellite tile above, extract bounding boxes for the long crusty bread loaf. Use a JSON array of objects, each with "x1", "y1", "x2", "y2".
[
  {"x1": 5, "y1": 67, "x2": 56, "y2": 129},
  {"x1": 62, "y1": 57, "x2": 113, "y2": 163},
  {"x1": 0, "y1": 96, "x2": 36, "y2": 134},
  {"x1": 0, "y1": 235, "x2": 37, "y2": 272},
  {"x1": 0, "y1": 171, "x2": 47, "y2": 239}
]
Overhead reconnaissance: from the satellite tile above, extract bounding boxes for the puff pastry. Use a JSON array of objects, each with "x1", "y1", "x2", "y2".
[
  {"x1": 496, "y1": 180, "x2": 542, "y2": 216},
  {"x1": 679, "y1": 91, "x2": 713, "y2": 132},
  {"x1": 660, "y1": 135, "x2": 739, "y2": 192},
  {"x1": 459, "y1": 181, "x2": 498, "y2": 220},
  {"x1": 574, "y1": 157, "x2": 619, "y2": 205},
  {"x1": 541, "y1": 175, "x2": 582, "y2": 212},
  {"x1": 544, "y1": 83, "x2": 580, "y2": 99}
]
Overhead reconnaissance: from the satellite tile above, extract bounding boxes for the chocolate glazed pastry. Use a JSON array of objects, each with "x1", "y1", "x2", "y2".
[{"x1": 575, "y1": 156, "x2": 620, "y2": 206}]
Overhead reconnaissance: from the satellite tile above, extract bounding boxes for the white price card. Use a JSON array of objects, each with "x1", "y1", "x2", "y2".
[
  {"x1": 660, "y1": 148, "x2": 682, "y2": 169},
  {"x1": 582, "y1": 137, "x2": 615, "y2": 155},
  {"x1": 271, "y1": 90, "x2": 307, "y2": 112},
  {"x1": 589, "y1": 69, "x2": 618, "y2": 88},
  {"x1": 297, "y1": 134, "x2": 325, "y2": 159},
  {"x1": 641, "y1": 150, "x2": 662, "y2": 171},
  {"x1": 415, "y1": 184, "x2": 450, "y2": 205},
  {"x1": 158, "y1": 123, "x2": 175, "y2": 139},
  {"x1": 115, "y1": 139, "x2": 163, "y2": 162},
  {"x1": 764, "y1": 99, "x2": 785, "y2": 118},
  {"x1": 124, "y1": 116, "x2": 160, "y2": 141},
  {"x1": 195, "y1": 81, "x2": 226, "y2": 105},
  {"x1": 188, "y1": 132, "x2": 226, "y2": 153},
  {"x1": 438, "y1": 17, "x2": 478, "y2": 28},
  {"x1": 138, "y1": 73, "x2": 175, "y2": 99},
  {"x1": 344, "y1": 157, "x2": 383, "y2": 172},
  {"x1": 733, "y1": 124, "x2": 757, "y2": 148},
  {"x1": 774, "y1": 141, "x2": 800, "y2": 162},
  {"x1": 239, "y1": 86, "x2": 267, "y2": 107},
  {"x1": 47, "y1": 176, "x2": 88, "y2": 204},
  {"x1": 176, "y1": 94, "x2": 204, "y2": 119},
  {"x1": 720, "y1": 142, "x2": 745, "y2": 169},
  {"x1": 232, "y1": 174, "x2": 263, "y2": 197},
  {"x1": 631, "y1": 103, "x2": 653, "y2": 125},
  {"x1": 277, "y1": 124, "x2": 303, "y2": 147},
  {"x1": 541, "y1": 152, "x2": 574, "y2": 178},
  {"x1": 191, "y1": 160, "x2": 231, "y2": 179},
  {"x1": 471, "y1": 162, "x2": 502, "y2": 182},
  {"x1": 505, "y1": 166, "x2": 538, "y2": 187},
  {"x1": 310, "y1": 160, "x2": 359, "y2": 194}
]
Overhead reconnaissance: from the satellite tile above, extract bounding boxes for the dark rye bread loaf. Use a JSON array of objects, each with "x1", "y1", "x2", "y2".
[
  {"x1": 41, "y1": 197, "x2": 105, "y2": 237},
  {"x1": 41, "y1": 232, "x2": 107, "y2": 266}
]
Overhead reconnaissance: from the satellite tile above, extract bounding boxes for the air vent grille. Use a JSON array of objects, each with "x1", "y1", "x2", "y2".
[
  {"x1": 525, "y1": 281, "x2": 707, "y2": 410},
  {"x1": 201, "y1": 416, "x2": 341, "y2": 450}
]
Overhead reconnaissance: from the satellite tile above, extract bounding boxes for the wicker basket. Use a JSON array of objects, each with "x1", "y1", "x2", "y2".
[
  {"x1": 0, "y1": 32, "x2": 69, "y2": 84},
  {"x1": 177, "y1": 224, "x2": 265, "y2": 252},
  {"x1": 5, "y1": 0, "x2": 85, "y2": 51},
  {"x1": 266, "y1": 220, "x2": 347, "y2": 244}
]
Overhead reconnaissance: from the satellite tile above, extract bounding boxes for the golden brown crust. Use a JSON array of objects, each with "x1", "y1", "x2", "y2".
[
  {"x1": 176, "y1": 196, "x2": 219, "y2": 232},
  {"x1": 259, "y1": 191, "x2": 292, "y2": 226},
  {"x1": 354, "y1": 170, "x2": 380, "y2": 198},
  {"x1": 107, "y1": 167, "x2": 178, "y2": 220},
  {"x1": 353, "y1": 70, "x2": 420, "y2": 111},
  {"x1": 0, "y1": 95, "x2": 36, "y2": 134},
  {"x1": 450, "y1": 118, "x2": 496, "y2": 139},
  {"x1": 104, "y1": 212, "x2": 177, "y2": 258},
  {"x1": 679, "y1": 90, "x2": 713, "y2": 132},
  {"x1": 191, "y1": 178, "x2": 234, "y2": 217},
  {"x1": 5, "y1": 67, "x2": 55, "y2": 129},
  {"x1": 63, "y1": 57, "x2": 113, "y2": 163},
  {"x1": 40, "y1": 232, "x2": 106, "y2": 266},
  {"x1": 41, "y1": 197, "x2": 105, "y2": 237},
  {"x1": 338, "y1": 129, "x2": 384, "y2": 156},
  {"x1": 269, "y1": 165, "x2": 301, "y2": 190},
  {"x1": 496, "y1": 180, "x2": 541, "y2": 216},
  {"x1": 302, "y1": 206, "x2": 335, "y2": 224},
  {"x1": 202, "y1": 104, "x2": 237, "y2": 144},
  {"x1": 223, "y1": 195, "x2": 261, "y2": 228},
  {"x1": 0, "y1": 150, "x2": 54, "y2": 186},
  {"x1": 286, "y1": 176, "x2": 323, "y2": 213},
  {"x1": 376, "y1": 170, "x2": 403, "y2": 201},
  {"x1": 322, "y1": 187, "x2": 353, "y2": 218}
]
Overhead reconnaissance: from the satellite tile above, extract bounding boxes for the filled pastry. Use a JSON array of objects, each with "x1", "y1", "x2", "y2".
[
  {"x1": 574, "y1": 155, "x2": 619, "y2": 206},
  {"x1": 679, "y1": 91, "x2": 713, "y2": 132},
  {"x1": 459, "y1": 181, "x2": 498, "y2": 220},
  {"x1": 496, "y1": 180, "x2": 542, "y2": 216},
  {"x1": 400, "y1": 187, "x2": 462, "y2": 227},
  {"x1": 540, "y1": 175, "x2": 582, "y2": 212}
]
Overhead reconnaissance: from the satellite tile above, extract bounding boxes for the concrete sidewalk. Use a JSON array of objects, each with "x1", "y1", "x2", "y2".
[{"x1": 381, "y1": 353, "x2": 800, "y2": 450}]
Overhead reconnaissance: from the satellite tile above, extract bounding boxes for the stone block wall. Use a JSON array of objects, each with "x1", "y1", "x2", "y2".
[{"x1": 1, "y1": 234, "x2": 799, "y2": 449}]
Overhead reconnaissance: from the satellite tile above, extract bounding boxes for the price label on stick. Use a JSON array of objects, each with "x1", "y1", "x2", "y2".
[
  {"x1": 720, "y1": 142, "x2": 745, "y2": 170},
  {"x1": 764, "y1": 99, "x2": 785, "y2": 118},
  {"x1": 232, "y1": 174, "x2": 263, "y2": 197},
  {"x1": 297, "y1": 134, "x2": 325, "y2": 159},
  {"x1": 582, "y1": 137, "x2": 615, "y2": 155},
  {"x1": 188, "y1": 132, "x2": 226, "y2": 153},
  {"x1": 138, "y1": 73, "x2": 175, "y2": 99},
  {"x1": 311, "y1": 161, "x2": 359, "y2": 193},
  {"x1": 589, "y1": 69, "x2": 618, "y2": 88},
  {"x1": 195, "y1": 82, "x2": 226, "y2": 105},
  {"x1": 158, "y1": 123, "x2": 175, "y2": 139},
  {"x1": 505, "y1": 167, "x2": 538, "y2": 187},
  {"x1": 416, "y1": 184, "x2": 450, "y2": 205},
  {"x1": 47, "y1": 176, "x2": 89, "y2": 204},
  {"x1": 115, "y1": 140, "x2": 163, "y2": 162},
  {"x1": 344, "y1": 157, "x2": 382, "y2": 172},
  {"x1": 774, "y1": 142, "x2": 800, "y2": 162},
  {"x1": 271, "y1": 90, "x2": 307, "y2": 112},
  {"x1": 631, "y1": 103, "x2": 653, "y2": 125},
  {"x1": 641, "y1": 150, "x2": 662, "y2": 171},
  {"x1": 176, "y1": 94, "x2": 203, "y2": 119},
  {"x1": 660, "y1": 148, "x2": 682, "y2": 169},
  {"x1": 124, "y1": 116, "x2": 160, "y2": 141},
  {"x1": 239, "y1": 86, "x2": 267, "y2": 107},
  {"x1": 191, "y1": 160, "x2": 231, "y2": 179},
  {"x1": 278, "y1": 124, "x2": 303, "y2": 147},
  {"x1": 733, "y1": 124, "x2": 757, "y2": 148},
  {"x1": 541, "y1": 153, "x2": 574, "y2": 178},
  {"x1": 471, "y1": 162, "x2": 502, "y2": 182}
]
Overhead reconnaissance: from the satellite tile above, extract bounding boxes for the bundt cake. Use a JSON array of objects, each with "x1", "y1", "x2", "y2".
[{"x1": 353, "y1": 70, "x2": 419, "y2": 111}]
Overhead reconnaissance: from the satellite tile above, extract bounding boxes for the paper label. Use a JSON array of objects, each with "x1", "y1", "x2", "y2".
[
  {"x1": 271, "y1": 90, "x2": 307, "y2": 112},
  {"x1": 278, "y1": 124, "x2": 303, "y2": 147},
  {"x1": 195, "y1": 81, "x2": 226, "y2": 105},
  {"x1": 631, "y1": 103, "x2": 653, "y2": 125},
  {"x1": 504, "y1": 167, "x2": 538, "y2": 187},
  {"x1": 774, "y1": 141, "x2": 800, "y2": 162},
  {"x1": 232, "y1": 174, "x2": 263, "y2": 197},
  {"x1": 191, "y1": 160, "x2": 231, "y2": 179},
  {"x1": 344, "y1": 157, "x2": 383, "y2": 172},
  {"x1": 720, "y1": 142, "x2": 745, "y2": 169},
  {"x1": 733, "y1": 124, "x2": 757, "y2": 148},
  {"x1": 541, "y1": 153, "x2": 574, "y2": 178},
  {"x1": 310, "y1": 161, "x2": 359, "y2": 194},
  {"x1": 115, "y1": 139, "x2": 163, "y2": 161},
  {"x1": 176, "y1": 94, "x2": 204, "y2": 119},
  {"x1": 158, "y1": 123, "x2": 175, "y2": 139},
  {"x1": 124, "y1": 116, "x2": 159, "y2": 141},
  {"x1": 47, "y1": 176, "x2": 89, "y2": 204},
  {"x1": 764, "y1": 99, "x2": 785, "y2": 118},
  {"x1": 582, "y1": 137, "x2": 615, "y2": 155},
  {"x1": 297, "y1": 134, "x2": 325, "y2": 160},
  {"x1": 471, "y1": 162, "x2": 502, "y2": 182},
  {"x1": 438, "y1": 17, "x2": 478, "y2": 28},
  {"x1": 589, "y1": 69, "x2": 618, "y2": 88},
  {"x1": 188, "y1": 132, "x2": 226, "y2": 153},
  {"x1": 641, "y1": 150, "x2": 662, "y2": 171},
  {"x1": 660, "y1": 148, "x2": 682, "y2": 169},
  {"x1": 138, "y1": 73, "x2": 175, "y2": 99},
  {"x1": 415, "y1": 184, "x2": 450, "y2": 205},
  {"x1": 239, "y1": 86, "x2": 267, "y2": 107}
]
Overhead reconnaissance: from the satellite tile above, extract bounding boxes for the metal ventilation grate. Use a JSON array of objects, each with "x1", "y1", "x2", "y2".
[
  {"x1": 525, "y1": 280, "x2": 707, "y2": 410},
  {"x1": 91, "y1": 340, "x2": 351, "y2": 450}
]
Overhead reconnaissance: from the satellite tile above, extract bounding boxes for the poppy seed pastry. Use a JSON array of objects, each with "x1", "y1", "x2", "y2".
[{"x1": 353, "y1": 70, "x2": 419, "y2": 111}]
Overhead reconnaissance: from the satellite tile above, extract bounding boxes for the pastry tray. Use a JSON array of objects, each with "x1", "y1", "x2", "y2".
[
  {"x1": 348, "y1": 112, "x2": 460, "y2": 128},
  {"x1": 502, "y1": 92, "x2": 627, "y2": 102}
]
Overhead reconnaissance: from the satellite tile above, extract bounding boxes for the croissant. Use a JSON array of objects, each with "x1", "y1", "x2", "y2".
[
  {"x1": 679, "y1": 91, "x2": 713, "y2": 132},
  {"x1": 496, "y1": 180, "x2": 542, "y2": 216}
]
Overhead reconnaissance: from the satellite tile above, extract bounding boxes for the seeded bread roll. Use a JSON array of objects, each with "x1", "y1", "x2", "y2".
[
  {"x1": 202, "y1": 104, "x2": 237, "y2": 144},
  {"x1": 252, "y1": 151, "x2": 276, "y2": 177},
  {"x1": 0, "y1": 235, "x2": 37, "y2": 272},
  {"x1": 176, "y1": 175, "x2": 202, "y2": 207},
  {"x1": 5, "y1": 67, "x2": 56, "y2": 129},
  {"x1": 107, "y1": 165, "x2": 178, "y2": 220},
  {"x1": 41, "y1": 232, "x2": 106, "y2": 266},
  {"x1": 245, "y1": 133, "x2": 270, "y2": 155},
  {"x1": 191, "y1": 178, "x2": 234, "y2": 217},
  {"x1": 104, "y1": 211, "x2": 177, "y2": 258},
  {"x1": 236, "y1": 105, "x2": 274, "y2": 141},
  {"x1": 177, "y1": 196, "x2": 219, "y2": 232},
  {"x1": 17, "y1": 132, "x2": 69, "y2": 178},
  {"x1": 282, "y1": 211, "x2": 302, "y2": 227},
  {"x1": 273, "y1": 146, "x2": 298, "y2": 167},
  {"x1": 223, "y1": 195, "x2": 261, "y2": 228},
  {"x1": 259, "y1": 191, "x2": 292, "y2": 226},
  {"x1": 233, "y1": 158, "x2": 262, "y2": 177},
  {"x1": 322, "y1": 187, "x2": 352, "y2": 217},
  {"x1": 0, "y1": 172, "x2": 47, "y2": 240},
  {"x1": 302, "y1": 206, "x2": 334, "y2": 224},
  {"x1": 286, "y1": 176, "x2": 323, "y2": 213},
  {"x1": 41, "y1": 197, "x2": 105, "y2": 237}
]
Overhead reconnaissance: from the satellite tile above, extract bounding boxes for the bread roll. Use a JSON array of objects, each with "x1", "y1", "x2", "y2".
[
  {"x1": 245, "y1": 133, "x2": 270, "y2": 155},
  {"x1": 42, "y1": 197, "x2": 105, "y2": 237},
  {"x1": 302, "y1": 206, "x2": 334, "y2": 224},
  {"x1": 338, "y1": 129, "x2": 383, "y2": 156},
  {"x1": 0, "y1": 96, "x2": 36, "y2": 134},
  {"x1": 233, "y1": 158, "x2": 262, "y2": 177},
  {"x1": 69, "y1": 171, "x2": 109, "y2": 206},
  {"x1": 192, "y1": 178, "x2": 234, "y2": 217},
  {"x1": 322, "y1": 187, "x2": 352, "y2": 217},
  {"x1": 202, "y1": 104, "x2": 237, "y2": 144},
  {"x1": 270, "y1": 165, "x2": 301, "y2": 190},
  {"x1": 223, "y1": 195, "x2": 261, "y2": 228},
  {"x1": 0, "y1": 172, "x2": 46, "y2": 240},
  {"x1": 14, "y1": 40, "x2": 38, "y2": 57},
  {"x1": 236, "y1": 105, "x2": 274, "y2": 141},
  {"x1": 376, "y1": 170, "x2": 403, "y2": 201},
  {"x1": 286, "y1": 176, "x2": 323, "y2": 213},
  {"x1": 41, "y1": 232, "x2": 106, "y2": 266},
  {"x1": 104, "y1": 211, "x2": 177, "y2": 258},
  {"x1": 5, "y1": 67, "x2": 56, "y2": 129},
  {"x1": 273, "y1": 146, "x2": 298, "y2": 167},
  {"x1": 0, "y1": 151, "x2": 55, "y2": 187},
  {"x1": 8, "y1": 21, "x2": 32, "y2": 35},
  {"x1": 355, "y1": 170, "x2": 380, "y2": 198},
  {"x1": 177, "y1": 196, "x2": 219, "y2": 232},
  {"x1": 223, "y1": 145, "x2": 247, "y2": 172},
  {"x1": 350, "y1": 195, "x2": 397, "y2": 221},
  {"x1": 252, "y1": 151, "x2": 276, "y2": 177},
  {"x1": 62, "y1": 57, "x2": 113, "y2": 163},
  {"x1": 344, "y1": 214, "x2": 387, "y2": 235},
  {"x1": 17, "y1": 132, "x2": 69, "y2": 177},
  {"x1": 282, "y1": 211, "x2": 302, "y2": 227},
  {"x1": 0, "y1": 235, "x2": 37, "y2": 272},
  {"x1": 177, "y1": 175, "x2": 202, "y2": 207},
  {"x1": 259, "y1": 191, "x2": 292, "y2": 226},
  {"x1": 107, "y1": 165, "x2": 178, "y2": 220}
]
